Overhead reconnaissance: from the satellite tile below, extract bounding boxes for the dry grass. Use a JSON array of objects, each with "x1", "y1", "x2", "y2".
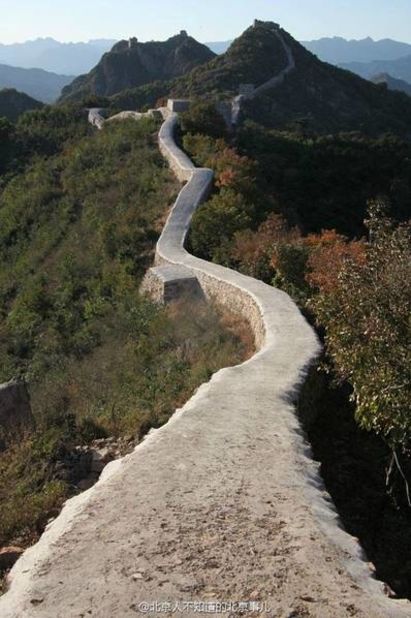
[{"x1": 0, "y1": 296, "x2": 252, "y2": 560}]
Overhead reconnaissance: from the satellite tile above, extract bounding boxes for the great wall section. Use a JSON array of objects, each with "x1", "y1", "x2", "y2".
[{"x1": 1, "y1": 25, "x2": 410, "y2": 618}]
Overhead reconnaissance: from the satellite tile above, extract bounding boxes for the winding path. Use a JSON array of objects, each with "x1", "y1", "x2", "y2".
[{"x1": 0, "y1": 106, "x2": 409, "y2": 618}]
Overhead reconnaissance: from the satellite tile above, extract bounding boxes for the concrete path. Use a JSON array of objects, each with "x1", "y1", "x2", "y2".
[{"x1": 0, "y1": 107, "x2": 409, "y2": 618}]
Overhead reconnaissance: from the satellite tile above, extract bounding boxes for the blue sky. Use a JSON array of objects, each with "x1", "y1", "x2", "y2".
[{"x1": 1, "y1": 0, "x2": 410, "y2": 44}]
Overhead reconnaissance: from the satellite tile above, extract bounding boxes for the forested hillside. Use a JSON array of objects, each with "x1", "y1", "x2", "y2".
[
  {"x1": 0, "y1": 108, "x2": 248, "y2": 562},
  {"x1": 52, "y1": 22, "x2": 411, "y2": 142}
]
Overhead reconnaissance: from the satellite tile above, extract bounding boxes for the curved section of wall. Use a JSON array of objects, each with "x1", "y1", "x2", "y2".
[
  {"x1": 155, "y1": 109, "x2": 411, "y2": 617},
  {"x1": 157, "y1": 111, "x2": 316, "y2": 353}
]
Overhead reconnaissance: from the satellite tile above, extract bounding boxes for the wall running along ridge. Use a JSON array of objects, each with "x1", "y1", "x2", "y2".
[
  {"x1": 232, "y1": 24, "x2": 296, "y2": 125},
  {"x1": 0, "y1": 106, "x2": 410, "y2": 617}
]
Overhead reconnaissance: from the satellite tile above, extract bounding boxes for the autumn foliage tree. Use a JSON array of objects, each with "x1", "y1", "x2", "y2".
[
  {"x1": 184, "y1": 134, "x2": 267, "y2": 263},
  {"x1": 305, "y1": 229, "x2": 366, "y2": 293},
  {"x1": 309, "y1": 205, "x2": 411, "y2": 460}
]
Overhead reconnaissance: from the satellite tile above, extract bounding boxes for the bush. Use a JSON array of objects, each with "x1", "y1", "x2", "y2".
[
  {"x1": 180, "y1": 101, "x2": 227, "y2": 139},
  {"x1": 190, "y1": 190, "x2": 252, "y2": 262}
]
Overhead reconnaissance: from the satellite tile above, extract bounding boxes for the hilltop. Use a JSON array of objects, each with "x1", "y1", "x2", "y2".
[
  {"x1": 0, "y1": 88, "x2": 43, "y2": 121},
  {"x1": 60, "y1": 33, "x2": 215, "y2": 102},
  {"x1": 164, "y1": 21, "x2": 411, "y2": 135}
]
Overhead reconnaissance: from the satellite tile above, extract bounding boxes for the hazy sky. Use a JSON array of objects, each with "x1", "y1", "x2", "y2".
[{"x1": 1, "y1": 0, "x2": 410, "y2": 44}]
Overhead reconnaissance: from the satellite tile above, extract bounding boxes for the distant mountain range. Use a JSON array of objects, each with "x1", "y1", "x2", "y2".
[
  {"x1": 371, "y1": 72, "x2": 411, "y2": 96},
  {"x1": 0, "y1": 64, "x2": 73, "y2": 103},
  {"x1": 341, "y1": 55, "x2": 411, "y2": 84},
  {"x1": 205, "y1": 36, "x2": 411, "y2": 64},
  {"x1": 60, "y1": 33, "x2": 215, "y2": 102},
  {"x1": 0, "y1": 38, "x2": 116, "y2": 75},
  {"x1": 0, "y1": 88, "x2": 42, "y2": 121},
  {"x1": 301, "y1": 36, "x2": 411, "y2": 64},
  {"x1": 2, "y1": 34, "x2": 411, "y2": 83},
  {"x1": 2, "y1": 34, "x2": 411, "y2": 109}
]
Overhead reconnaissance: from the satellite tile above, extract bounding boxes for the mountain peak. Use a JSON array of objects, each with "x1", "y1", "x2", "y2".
[
  {"x1": 60, "y1": 32, "x2": 215, "y2": 102},
  {"x1": 252, "y1": 19, "x2": 281, "y2": 30},
  {"x1": 170, "y1": 21, "x2": 294, "y2": 98},
  {"x1": 166, "y1": 22, "x2": 411, "y2": 136}
]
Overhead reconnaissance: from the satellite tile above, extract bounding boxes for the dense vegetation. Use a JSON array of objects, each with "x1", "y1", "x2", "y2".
[
  {"x1": 183, "y1": 113, "x2": 411, "y2": 258},
  {"x1": 0, "y1": 111, "x2": 249, "y2": 561},
  {"x1": 0, "y1": 104, "x2": 90, "y2": 181},
  {"x1": 181, "y1": 101, "x2": 411, "y2": 596}
]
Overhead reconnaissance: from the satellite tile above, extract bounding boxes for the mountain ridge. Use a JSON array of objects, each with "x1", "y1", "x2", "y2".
[
  {"x1": 371, "y1": 72, "x2": 411, "y2": 96},
  {"x1": 60, "y1": 33, "x2": 216, "y2": 102},
  {"x1": 0, "y1": 38, "x2": 116, "y2": 75},
  {"x1": 341, "y1": 54, "x2": 411, "y2": 83},
  {"x1": 164, "y1": 22, "x2": 411, "y2": 136},
  {"x1": 302, "y1": 36, "x2": 411, "y2": 64},
  {"x1": 0, "y1": 64, "x2": 73, "y2": 103},
  {"x1": 205, "y1": 35, "x2": 411, "y2": 63},
  {"x1": 0, "y1": 88, "x2": 43, "y2": 121}
]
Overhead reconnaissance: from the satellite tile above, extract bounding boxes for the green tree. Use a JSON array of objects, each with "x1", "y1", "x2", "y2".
[{"x1": 180, "y1": 101, "x2": 227, "y2": 139}]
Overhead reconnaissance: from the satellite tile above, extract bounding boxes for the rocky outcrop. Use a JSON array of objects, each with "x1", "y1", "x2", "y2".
[
  {"x1": 87, "y1": 107, "x2": 106, "y2": 129},
  {"x1": 371, "y1": 72, "x2": 411, "y2": 96},
  {"x1": 51, "y1": 436, "x2": 135, "y2": 491}
]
